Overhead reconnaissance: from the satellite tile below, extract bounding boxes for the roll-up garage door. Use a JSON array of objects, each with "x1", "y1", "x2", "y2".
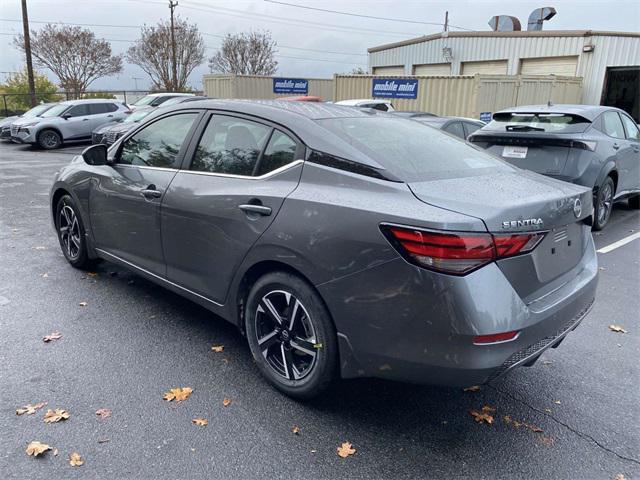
[
  {"x1": 520, "y1": 56, "x2": 579, "y2": 76},
  {"x1": 372, "y1": 65, "x2": 405, "y2": 75},
  {"x1": 413, "y1": 63, "x2": 452, "y2": 75},
  {"x1": 461, "y1": 60, "x2": 508, "y2": 75}
]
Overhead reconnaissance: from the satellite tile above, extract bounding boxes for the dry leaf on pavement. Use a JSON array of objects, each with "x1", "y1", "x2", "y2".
[
  {"x1": 192, "y1": 418, "x2": 208, "y2": 426},
  {"x1": 222, "y1": 398, "x2": 232, "y2": 407},
  {"x1": 211, "y1": 345, "x2": 224, "y2": 353},
  {"x1": 609, "y1": 325, "x2": 628, "y2": 333},
  {"x1": 463, "y1": 385, "x2": 481, "y2": 392},
  {"x1": 470, "y1": 405, "x2": 495, "y2": 424},
  {"x1": 78, "y1": 301, "x2": 88, "y2": 307},
  {"x1": 16, "y1": 402, "x2": 47, "y2": 415},
  {"x1": 41, "y1": 272, "x2": 49, "y2": 278},
  {"x1": 614, "y1": 475, "x2": 626, "y2": 480},
  {"x1": 87, "y1": 272, "x2": 98, "y2": 278},
  {"x1": 95, "y1": 408, "x2": 112, "y2": 419},
  {"x1": 44, "y1": 409, "x2": 70, "y2": 423},
  {"x1": 43, "y1": 332, "x2": 62, "y2": 343},
  {"x1": 163, "y1": 387, "x2": 193, "y2": 402},
  {"x1": 69, "y1": 452, "x2": 84, "y2": 466},
  {"x1": 337, "y1": 442, "x2": 356, "y2": 458},
  {"x1": 292, "y1": 425, "x2": 301, "y2": 435},
  {"x1": 26, "y1": 441, "x2": 52, "y2": 457}
]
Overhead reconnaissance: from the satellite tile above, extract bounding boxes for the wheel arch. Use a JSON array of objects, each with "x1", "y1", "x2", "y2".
[
  {"x1": 37, "y1": 126, "x2": 64, "y2": 144},
  {"x1": 593, "y1": 162, "x2": 618, "y2": 195}
]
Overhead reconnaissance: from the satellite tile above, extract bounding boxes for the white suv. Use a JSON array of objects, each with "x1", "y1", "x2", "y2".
[{"x1": 10, "y1": 99, "x2": 130, "y2": 149}]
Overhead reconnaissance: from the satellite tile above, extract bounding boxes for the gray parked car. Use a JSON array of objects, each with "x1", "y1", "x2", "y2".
[
  {"x1": 1, "y1": 103, "x2": 56, "y2": 140},
  {"x1": 50, "y1": 100, "x2": 597, "y2": 398},
  {"x1": 11, "y1": 99, "x2": 130, "y2": 149},
  {"x1": 414, "y1": 116, "x2": 485, "y2": 140},
  {"x1": 469, "y1": 105, "x2": 640, "y2": 229}
]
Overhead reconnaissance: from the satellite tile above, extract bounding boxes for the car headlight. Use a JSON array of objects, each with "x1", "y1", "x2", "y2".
[{"x1": 20, "y1": 122, "x2": 39, "y2": 128}]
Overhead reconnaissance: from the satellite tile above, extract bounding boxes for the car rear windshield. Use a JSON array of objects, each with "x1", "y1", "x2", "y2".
[
  {"x1": 317, "y1": 117, "x2": 511, "y2": 181},
  {"x1": 485, "y1": 112, "x2": 591, "y2": 133}
]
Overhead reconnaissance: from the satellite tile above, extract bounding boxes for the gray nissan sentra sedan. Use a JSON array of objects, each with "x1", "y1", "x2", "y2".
[{"x1": 49, "y1": 100, "x2": 598, "y2": 399}]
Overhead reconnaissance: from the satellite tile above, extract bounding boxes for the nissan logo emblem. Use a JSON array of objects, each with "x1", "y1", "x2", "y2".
[{"x1": 573, "y1": 198, "x2": 582, "y2": 218}]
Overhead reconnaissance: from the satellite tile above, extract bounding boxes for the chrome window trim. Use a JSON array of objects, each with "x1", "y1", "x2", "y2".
[
  {"x1": 180, "y1": 159, "x2": 304, "y2": 180},
  {"x1": 113, "y1": 164, "x2": 178, "y2": 173},
  {"x1": 94, "y1": 248, "x2": 223, "y2": 307}
]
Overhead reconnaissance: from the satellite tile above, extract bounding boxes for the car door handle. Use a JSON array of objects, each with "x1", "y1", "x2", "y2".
[
  {"x1": 107, "y1": 114, "x2": 114, "y2": 117},
  {"x1": 141, "y1": 188, "x2": 162, "y2": 199},
  {"x1": 612, "y1": 143, "x2": 620, "y2": 150},
  {"x1": 82, "y1": 118, "x2": 90, "y2": 121},
  {"x1": 239, "y1": 204, "x2": 272, "y2": 216}
]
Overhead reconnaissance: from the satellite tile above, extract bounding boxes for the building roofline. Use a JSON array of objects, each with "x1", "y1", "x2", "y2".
[{"x1": 368, "y1": 30, "x2": 640, "y2": 53}]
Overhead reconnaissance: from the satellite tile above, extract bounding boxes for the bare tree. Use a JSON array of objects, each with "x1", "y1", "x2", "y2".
[
  {"x1": 13, "y1": 24, "x2": 122, "y2": 99},
  {"x1": 127, "y1": 17, "x2": 205, "y2": 92},
  {"x1": 209, "y1": 31, "x2": 278, "y2": 76},
  {"x1": 350, "y1": 67, "x2": 369, "y2": 75}
]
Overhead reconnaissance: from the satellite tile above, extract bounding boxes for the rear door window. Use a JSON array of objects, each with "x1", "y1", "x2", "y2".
[
  {"x1": 601, "y1": 111, "x2": 626, "y2": 139},
  {"x1": 88, "y1": 104, "x2": 109, "y2": 115},
  {"x1": 119, "y1": 113, "x2": 198, "y2": 168},
  {"x1": 190, "y1": 115, "x2": 271, "y2": 176},
  {"x1": 443, "y1": 121, "x2": 465, "y2": 139},
  {"x1": 255, "y1": 130, "x2": 299, "y2": 176},
  {"x1": 463, "y1": 122, "x2": 483, "y2": 137},
  {"x1": 619, "y1": 113, "x2": 640, "y2": 141}
]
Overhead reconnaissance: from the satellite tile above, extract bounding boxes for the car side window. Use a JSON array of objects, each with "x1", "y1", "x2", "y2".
[
  {"x1": 463, "y1": 122, "x2": 482, "y2": 138},
  {"x1": 368, "y1": 103, "x2": 389, "y2": 112},
  {"x1": 255, "y1": 130, "x2": 298, "y2": 176},
  {"x1": 190, "y1": 115, "x2": 271, "y2": 176},
  {"x1": 88, "y1": 104, "x2": 108, "y2": 115},
  {"x1": 119, "y1": 113, "x2": 198, "y2": 168},
  {"x1": 66, "y1": 105, "x2": 89, "y2": 117},
  {"x1": 443, "y1": 121, "x2": 465, "y2": 139},
  {"x1": 619, "y1": 113, "x2": 640, "y2": 141},
  {"x1": 105, "y1": 103, "x2": 119, "y2": 113},
  {"x1": 602, "y1": 111, "x2": 626, "y2": 139}
]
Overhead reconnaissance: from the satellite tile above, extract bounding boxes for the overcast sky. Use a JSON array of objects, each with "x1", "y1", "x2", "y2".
[{"x1": 1, "y1": 0, "x2": 638, "y2": 91}]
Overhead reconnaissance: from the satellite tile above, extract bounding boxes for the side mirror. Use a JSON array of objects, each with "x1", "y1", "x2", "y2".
[
  {"x1": 62, "y1": 113, "x2": 71, "y2": 120},
  {"x1": 82, "y1": 144, "x2": 109, "y2": 166}
]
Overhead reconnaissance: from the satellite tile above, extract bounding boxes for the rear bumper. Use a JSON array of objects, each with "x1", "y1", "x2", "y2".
[{"x1": 319, "y1": 235, "x2": 598, "y2": 386}]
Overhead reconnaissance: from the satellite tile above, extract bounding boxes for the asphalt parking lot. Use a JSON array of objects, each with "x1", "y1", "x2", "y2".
[{"x1": 1, "y1": 141, "x2": 638, "y2": 480}]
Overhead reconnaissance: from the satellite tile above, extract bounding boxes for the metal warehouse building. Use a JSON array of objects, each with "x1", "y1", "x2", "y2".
[{"x1": 368, "y1": 30, "x2": 640, "y2": 120}]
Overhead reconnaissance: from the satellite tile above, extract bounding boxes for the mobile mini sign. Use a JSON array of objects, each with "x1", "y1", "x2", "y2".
[
  {"x1": 372, "y1": 78, "x2": 419, "y2": 99},
  {"x1": 273, "y1": 78, "x2": 309, "y2": 95}
]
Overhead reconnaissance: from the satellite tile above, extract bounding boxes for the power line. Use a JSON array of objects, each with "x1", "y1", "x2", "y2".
[{"x1": 263, "y1": 0, "x2": 474, "y2": 31}]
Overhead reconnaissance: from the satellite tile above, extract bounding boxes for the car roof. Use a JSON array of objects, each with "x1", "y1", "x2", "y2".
[
  {"x1": 495, "y1": 104, "x2": 621, "y2": 121},
  {"x1": 144, "y1": 92, "x2": 195, "y2": 98},
  {"x1": 335, "y1": 99, "x2": 390, "y2": 106},
  {"x1": 60, "y1": 99, "x2": 121, "y2": 105},
  {"x1": 415, "y1": 116, "x2": 483, "y2": 125}
]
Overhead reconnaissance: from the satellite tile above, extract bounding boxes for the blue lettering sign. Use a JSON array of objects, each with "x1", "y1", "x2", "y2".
[
  {"x1": 480, "y1": 112, "x2": 492, "y2": 122},
  {"x1": 372, "y1": 78, "x2": 419, "y2": 99},
  {"x1": 273, "y1": 78, "x2": 309, "y2": 94}
]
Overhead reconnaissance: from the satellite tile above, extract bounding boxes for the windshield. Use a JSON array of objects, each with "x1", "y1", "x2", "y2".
[
  {"x1": 485, "y1": 112, "x2": 591, "y2": 133},
  {"x1": 132, "y1": 95, "x2": 156, "y2": 106},
  {"x1": 124, "y1": 109, "x2": 152, "y2": 123},
  {"x1": 24, "y1": 104, "x2": 53, "y2": 118},
  {"x1": 40, "y1": 104, "x2": 70, "y2": 118},
  {"x1": 318, "y1": 117, "x2": 510, "y2": 181}
]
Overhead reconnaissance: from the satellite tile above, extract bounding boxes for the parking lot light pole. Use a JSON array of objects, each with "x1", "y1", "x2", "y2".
[{"x1": 21, "y1": 0, "x2": 37, "y2": 108}]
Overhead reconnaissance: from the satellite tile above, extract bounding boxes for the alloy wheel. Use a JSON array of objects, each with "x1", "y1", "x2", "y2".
[
  {"x1": 41, "y1": 131, "x2": 59, "y2": 149},
  {"x1": 58, "y1": 204, "x2": 81, "y2": 260},
  {"x1": 254, "y1": 290, "x2": 318, "y2": 381},
  {"x1": 598, "y1": 182, "x2": 613, "y2": 225}
]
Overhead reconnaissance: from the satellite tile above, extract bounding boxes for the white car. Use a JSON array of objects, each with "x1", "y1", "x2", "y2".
[
  {"x1": 335, "y1": 99, "x2": 395, "y2": 112},
  {"x1": 129, "y1": 93, "x2": 195, "y2": 110}
]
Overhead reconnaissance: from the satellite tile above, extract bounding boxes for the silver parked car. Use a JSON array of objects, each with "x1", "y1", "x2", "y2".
[
  {"x1": 469, "y1": 105, "x2": 640, "y2": 229},
  {"x1": 11, "y1": 99, "x2": 130, "y2": 149},
  {"x1": 1, "y1": 103, "x2": 56, "y2": 141},
  {"x1": 413, "y1": 116, "x2": 485, "y2": 140},
  {"x1": 50, "y1": 100, "x2": 597, "y2": 398}
]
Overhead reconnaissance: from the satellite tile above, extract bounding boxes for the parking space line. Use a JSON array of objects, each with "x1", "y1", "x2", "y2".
[{"x1": 597, "y1": 232, "x2": 640, "y2": 254}]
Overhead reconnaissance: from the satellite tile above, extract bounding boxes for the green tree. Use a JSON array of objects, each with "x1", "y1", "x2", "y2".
[{"x1": 0, "y1": 68, "x2": 61, "y2": 112}]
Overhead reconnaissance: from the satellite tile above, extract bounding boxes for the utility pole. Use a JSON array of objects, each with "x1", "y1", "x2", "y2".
[
  {"x1": 444, "y1": 11, "x2": 449, "y2": 32},
  {"x1": 169, "y1": 0, "x2": 178, "y2": 92},
  {"x1": 21, "y1": 0, "x2": 36, "y2": 107}
]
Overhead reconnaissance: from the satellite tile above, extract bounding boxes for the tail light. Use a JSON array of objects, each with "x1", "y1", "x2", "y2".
[{"x1": 381, "y1": 224, "x2": 545, "y2": 275}]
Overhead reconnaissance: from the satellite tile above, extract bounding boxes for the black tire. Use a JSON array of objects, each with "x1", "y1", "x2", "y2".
[
  {"x1": 629, "y1": 195, "x2": 640, "y2": 209},
  {"x1": 37, "y1": 129, "x2": 62, "y2": 149},
  {"x1": 593, "y1": 176, "x2": 615, "y2": 231},
  {"x1": 245, "y1": 271, "x2": 338, "y2": 399},
  {"x1": 55, "y1": 195, "x2": 92, "y2": 269}
]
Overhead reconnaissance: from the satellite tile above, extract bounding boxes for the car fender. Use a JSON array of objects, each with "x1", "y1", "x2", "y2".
[{"x1": 593, "y1": 161, "x2": 618, "y2": 195}]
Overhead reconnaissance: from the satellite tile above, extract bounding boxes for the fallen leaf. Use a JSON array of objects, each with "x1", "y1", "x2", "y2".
[
  {"x1": 53, "y1": 448, "x2": 59, "y2": 456},
  {"x1": 78, "y1": 301, "x2": 88, "y2": 307},
  {"x1": 163, "y1": 387, "x2": 193, "y2": 402},
  {"x1": 463, "y1": 385, "x2": 481, "y2": 392},
  {"x1": 526, "y1": 423, "x2": 543, "y2": 433},
  {"x1": 609, "y1": 325, "x2": 627, "y2": 334},
  {"x1": 615, "y1": 475, "x2": 626, "y2": 480},
  {"x1": 504, "y1": 415, "x2": 542, "y2": 433},
  {"x1": 292, "y1": 425, "x2": 300, "y2": 435},
  {"x1": 87, "y1": 272, "x2": 98, "y2": 278},
  {"x1": 470, "y1": 405, "x2": 495, "y2": 424},
  {"x1": 26, "y1": 441, "x2": 52, "y2": 457},
  {"x1": 43, "y1": 332, "x2": 62, "y2": 343},
  {"x1": 222, "y1": 398, "x2": 232, "y2": 407},
  {"x1": 554, "y1": 400, "x2": 561, "y2": 405},
  {"x1": 192, "y1": 418, "x2": 208, "y2": 426},
  {"x1": 537, "y1": 436, "x2": 555, "y2": 447},
  {"x1": 41, "y1": 272, "x2": 49, "y2": 278},
  {"x1": 545, "y1": 408, "x2": 552, "y2": 413},
  {"x1": 69, "y1": 452, "x2": 84, "y2": 467},
  {"x1": 337, "y1": 441, "x2": 356, "y2": 458},
  {"x1": 16, "y1": 402, "x2": 47, "y2": 415},
  {"x1": 43, "y1": 408, "x2": 70, "y2": 423},
  {"x1": 95, "y1": 408, "x2": 112, "y2": 419},
  {"x1": 211, "y1": 345, "x2": 224, "y2": 353}
]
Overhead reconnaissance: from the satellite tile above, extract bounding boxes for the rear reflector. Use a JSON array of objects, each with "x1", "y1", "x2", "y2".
[
  {"x1": 381, "y1": 224, "x2": 544, "y2": 275},
  {"x1": 473, "y1": 331, "x2": 519, "y2": 345}
]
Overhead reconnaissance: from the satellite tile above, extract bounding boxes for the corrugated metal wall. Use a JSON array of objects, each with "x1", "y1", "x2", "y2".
[
  {"x1": 203, "y1": 75, "x2": 334, "y2": 101},
  {"x1": 368, "y1": 33, "x2": 639, "y2": 104},
  {"x1": 334, "y1": 74, "x2": 583, "y2": 118}
]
